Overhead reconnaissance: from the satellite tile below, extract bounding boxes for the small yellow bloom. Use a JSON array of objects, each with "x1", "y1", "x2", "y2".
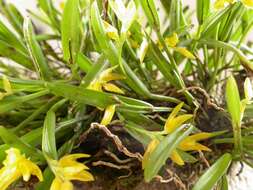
[
  {"x1": 142, "y1": 103, "x2": 213, "y2": 166},
  {"x1": 0, "y1": 75, "x2": 13, "y2": 100},
  {"x1": 164, "y1": 102, "x2": 193, "y2": 134},
  {"x1": 170, "y1": 150, "x2": 185, "y2": 166},
  {"x1": 165, "y1": 33, "x2": 179, "y2": 47},
  {"x1": 164, "y1": 33, "x2": 195, "y2": 59},
  {"x1": 179, "y1": 133, "x2": 212, "y2": 152},
  {"x1": 0, "y1": 148, "x2": 43, "y2": 190},
  {"x1": 87, "y1": 66, "x2": 125, "y2": 93},
  {"x1": 103, "y1": 83, "x2": 125, "y2": 94},
  {"x1": 173, "y1": 47, "x2": 196, "y2": 60},
  {"x1": 87, "y1": 67, "x2": 125, "y2": 125},
  {"x1": 49, "y1": 154, "x2": 94, "y2": 190},
  {"x1": 103, "y1": 20, "x2": 119, "y2": 41},
  {"x1": 101, "y1": 104, "x2": 116, "y2": 126}
]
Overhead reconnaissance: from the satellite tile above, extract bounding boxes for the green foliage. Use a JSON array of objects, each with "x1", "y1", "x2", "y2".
[{"x1": 0, "y1": 0, "x2": 253, "y2": 189}]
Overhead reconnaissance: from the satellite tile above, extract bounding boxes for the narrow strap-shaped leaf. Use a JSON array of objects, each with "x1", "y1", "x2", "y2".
[
  {"x1": 196, "y1": 0, "x2": 210, "y2": 25},
  {"x1": 192, "y1": 153, "x2": 232, "y2": 190},
  {"x1": 0, "y1": 39, "x2": 33, "y2": 69},
  {"x1": 42, "y1": 110, "x2": 57, "y2": 159},
  {"x1": 38, "y1": 0, "x2": 60, "y2": 31},
  {"x1": 201, "y1": 5, "x2": 232, "y2": 38},
  {"x1": 226, "y1": 76, "x2": 243, "y2": 155},
  {"x1": 77, "y1": 53, "x2": 93, "y2": 73},
  {"x1": 0, "y1": 18, "x2": 27, "y2": 53},
  {"x1": 0, "y1": 2, "x2": 24, "y2": 35},
  {"x1": 42, "y1": 99, "x2": 67, "y2": 159},
  {"x1": 139, "y1": 0, "x2": 160, "y2": 28},
  {"x1": 61, "y1": 0, "x2": 81, "y2": 63},
  {"x1": 0, "y1": 126, "x2": 43, "y2": 162},
  {"x1": 0, "y1": 89, "x2": 49, "y2": 114},
  {"x1": 23, "y1": 18, "x2": 52, "y2": 80},
  {"x1": 144, "y1": 124, "x2": 194, "y2": 181}
]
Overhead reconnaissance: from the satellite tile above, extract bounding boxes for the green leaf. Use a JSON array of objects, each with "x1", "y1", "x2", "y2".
[
  {"x1": 23, "y1": 18, "x2": 52, "y2": 80},
  {"x1": 61, "y1": 0, "x2": 81, "y2": 63},
  {"x1": 77, "y1": 53, "x2": 92, "y2": 73},
  {"x1": 0, "y1": 39, "x2": 33, "y2": 69},
  {"x1": 226, "y1": 76, "x2": 241, "y2": 126},
  {"x1": 0, "y1": 18, "x2": 27, "y2": 53},
  {"x1": 144, "y1": 124, "x2": 194, "y2": 182},
  {"x1": 0, "y1": 2, "x2": 24, "y2": 35},
  {"x1": 0, "y1": 90, "x2": 49, "y2": 114},
  {"x1": 177, "y1": 149, "x2": 198, "y2": 163},
  {"x1": 192, "y1": 153, "x2": 232, "y2": 190},
  {"x1": 201, "y1": 5, "x2": 231, "y2": 38},
  {"x1": 124, "y1": 122, "x2": 159, "y2": 146},
  {"x1": 196, "y1": 0, "x2": 210, "y2": 25},
  {"x1": 169, "y1": 0, "x2": 182, "y2": 31},
  {"x1": 42, "y1": 110, "x2": 58, "y2": 159},
  {"x1": 42, "y1": 99, "x2": 67, "y2": 159},
  {"x1": 38, "y1": 0, "x2": 60, "y2": 31},
  {"x1": 0, "y1": 126, "x2": 43, "y2": 162},
  {"x1": 47, "y1": 82, "x2": 161, "y2": 113},
  {"x1": 139, "y1": 0, "x2": 160, "y2": 28}
]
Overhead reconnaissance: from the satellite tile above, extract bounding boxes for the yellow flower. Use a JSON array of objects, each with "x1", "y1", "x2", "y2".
[
  {"x1": 164, "y1": 102, "x2": 193, "y2": 134},
  {"x1": 0, "y1": 148, "x2": 43, "y2": 190},
  {"x1": 87, "y1": 66, "x2": 125, "y2": 94},
  {"x1": 103, "y1": 20, "x2": 119, "y2": 41},
  {"x1": 49, "y1": 154, "x2": 94, "y2": 190},
  {"x1": 142, "y1": 102, "x2": 213, "y2": 166},
  {"x1": 165, "y1": 33, "x2": 195, "y2": 59},
  {"x1": 87, "y1": 66, "x2": 125, "y2": 125},
  {"x1": 170, "y1": 150, "x2": 184, "y2": 166},
  {"x1": 0, "y1": 75, "x2": 13, "y2": 100},
  {"x1": 101, "y1": 104, "x2": 116, "y2": 126},
  {"x1": 179, "y1": 133, "x2": 212, "y2": 152}
]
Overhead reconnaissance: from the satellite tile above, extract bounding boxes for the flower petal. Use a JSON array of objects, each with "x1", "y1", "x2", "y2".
[
  {"x1": 170, "y1": 150, "x2": 184, "y2": 166},
  {"x1": 164, "y1": 114, "x2": 193, "y2": 134},
  {"x1": 60, "y1": 154, "x2": 90, "y2": 163},
  {"x1": 3, "y1": 148, "x2": 22, "y2": 166},
  {"x1": 100, "y1": 66, "x2": 125, "y2": 83},
  {"x1": 19, "y1": 159, "x2": 43, "y2": 182},
  {"x1": 50, "y1": 177, "x2": 73, "y2": 190},
  {"x1": 0, "y1": 166, "x2": 21, "y2": 190},
  {"x1": 100, "y1": 105, "x2": 116, "y2": 126},
  {"x1": 102, "y1": 83, "x2": 125, "y2": 94},
  {"x1": 103, "y1": 20, "x2": 119, "y2": 41},
  {"x1": 67, "y1": 170, "x2": 94, "y2": 182},
  {"x1": 165, "y1": 33, "x2": 178, "y2": 47},
  {"x1": 174, "y1": 47, "x2": 195, "y2": 59},
  {"x1": 186, "y1": 133, "x2": 212, "y2": 142}
]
